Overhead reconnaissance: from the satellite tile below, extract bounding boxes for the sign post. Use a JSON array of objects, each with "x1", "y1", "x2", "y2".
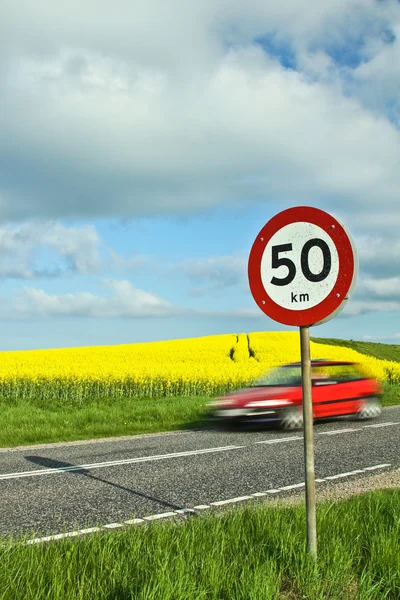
[
  {"x1": 300, "y1": 324, "x2": 316, "y2": 556},
  {"x1": 248, "y1": 206, "x2": 358, "y2": 557}
]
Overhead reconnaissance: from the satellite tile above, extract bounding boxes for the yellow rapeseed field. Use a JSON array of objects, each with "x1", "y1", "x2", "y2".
[{"x1": 0, "y1": 332, "x2": 399, "y2": 401}]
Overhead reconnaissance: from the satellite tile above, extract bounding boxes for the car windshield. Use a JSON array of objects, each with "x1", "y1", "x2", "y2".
[
  {"x1": 252, "y1": 366, "x2": 302, "y2": 387},
  {"x1": 252, "y1": 363, "x2": 365, "y2": 387}
]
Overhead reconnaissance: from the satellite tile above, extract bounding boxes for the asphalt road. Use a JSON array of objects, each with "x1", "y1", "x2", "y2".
[{"x1": 0, "y1": 406, "x2": 399, "y2": 541}]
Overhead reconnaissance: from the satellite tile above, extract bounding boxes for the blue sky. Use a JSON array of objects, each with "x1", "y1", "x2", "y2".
[{"x1": 1, "y1": 0, "x2": 400, "y2": 350}]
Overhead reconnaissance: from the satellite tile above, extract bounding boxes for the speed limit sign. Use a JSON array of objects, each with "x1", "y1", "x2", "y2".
[
  {"x1": 248, "y1": 206, "x2": 358, "y2": 557},
  {"x1": 248, "y1": 206, "x2": 358, "y2": 327}
]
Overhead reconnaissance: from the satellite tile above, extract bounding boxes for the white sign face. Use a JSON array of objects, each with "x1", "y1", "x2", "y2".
[{"x1": 260, "y1": 222, "x2": 339, "y2": 311}]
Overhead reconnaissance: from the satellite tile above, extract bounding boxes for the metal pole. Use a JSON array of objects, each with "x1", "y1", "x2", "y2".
[{"x1": 300, "y1": 325, "x2": 317, "y2": 557}]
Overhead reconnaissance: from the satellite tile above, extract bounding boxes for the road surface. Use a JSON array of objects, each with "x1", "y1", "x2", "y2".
[{"x1": 0, "y1": 406, "x2": 399, "y2": 542}]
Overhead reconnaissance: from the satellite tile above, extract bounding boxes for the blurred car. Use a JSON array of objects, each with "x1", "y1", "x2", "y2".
[{"x1": 207, "y1": 360, "x2": 382, "y2": 430}]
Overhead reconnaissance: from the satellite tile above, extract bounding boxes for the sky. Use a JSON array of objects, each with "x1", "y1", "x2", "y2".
[{"x1": 1, "y1": 0, "x2": 400, "y2": 350}]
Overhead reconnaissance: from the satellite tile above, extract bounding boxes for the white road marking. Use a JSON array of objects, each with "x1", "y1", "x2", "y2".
[
  {"x1": 279, "y1": 483, "x2": 305, "y2": 490},
  {"x1": 363, "y1": 463, "x2": 391, "y2": 471},
  {"x1": 363, "y1": 422, "x2": 400, "y2": 429},
  {"x1": 175, "y1": 509, "x2": 196, "y2": 515},
  {"x1": 26, "y1": 531, "x2": 82, "y2": 545},
  {"x1": 21, "y1": 463, "x2": 393, "y2": 546},
  {"x1": 144, "y1": 512, "x2": 177, "y2": 521},
  {"x1": 255, "y1": 436, "x2": 302, "y2": 445},
  {"x1": 324, "y1": 470, "x2": 364, "y2": 480},
  {"x1": 124, "y1": 519, "x2": 144, "y2": 525},
  {"x1": 1, "y1": 420, "x2": 396, "y2": 482},
  {"x1": 211, "y1": 496, "x2": 251, "y2": 506},
  {"x1": 0, "y1": 445, "x2": 245, "y2": 481},
  {"x1": 318, "y1": 428, "x2": 360, "y2": 436}
]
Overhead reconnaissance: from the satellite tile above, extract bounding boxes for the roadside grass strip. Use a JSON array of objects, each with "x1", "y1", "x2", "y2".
[
  {"x1": 1, "y1": 489, "x2": 399, "y2": 599},
  {"x1": 0, "y1": 389, "x2": 398, "y2": 449}
]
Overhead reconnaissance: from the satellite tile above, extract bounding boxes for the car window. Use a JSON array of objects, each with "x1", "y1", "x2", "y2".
[
  {"x1": 312, "y1": 364, "x2": 364, "y2": 383},
  {"x1": 253, "y1": 366, "x2": 302, "y2": 387}
]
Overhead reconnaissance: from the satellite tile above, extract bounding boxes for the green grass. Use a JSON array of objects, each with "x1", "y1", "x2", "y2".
[
  {"x1": 0, "y1": 395, "x2": 210, "y2": 447},
  {"x1": 312, "y1": 337, "x2": 400, "y2": 363},
  {"x1": 0, "y1": 384, "x2": 398, "y2": 448},
  {"x1": 1, "y1": 490, "x2": 399, "y2": 599}
]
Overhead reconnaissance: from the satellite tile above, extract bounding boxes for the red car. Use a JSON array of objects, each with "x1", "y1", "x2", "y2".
[{"x1": 208, "y1": 360, "x2": 382, "y2": 430}]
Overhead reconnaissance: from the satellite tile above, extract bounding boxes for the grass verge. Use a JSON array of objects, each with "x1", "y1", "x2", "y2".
[
  {"x1": 0, "y1": 395, "x2": 211, "y2": 448},
  {"x1": 0, "y1": 384, "x2": 399, "y2": 448},
  {"x1": 312, "y1": 337, "x2": 400, "y2": 363},
  {"x1": 1, "y1": 489, "x2": 399, "y2": 599}
]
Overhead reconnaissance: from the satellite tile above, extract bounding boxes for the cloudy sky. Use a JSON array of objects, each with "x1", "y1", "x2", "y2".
[{"x1": 1, "y1": 0, "x2": 400, "y2": 350}]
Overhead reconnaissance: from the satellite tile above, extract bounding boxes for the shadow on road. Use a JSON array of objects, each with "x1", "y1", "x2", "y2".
[{"x1": 24, "y1": 455, "x2": 185, "y2": 511}]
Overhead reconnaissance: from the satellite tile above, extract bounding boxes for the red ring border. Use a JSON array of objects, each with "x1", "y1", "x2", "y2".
[{"x1": 248, "y1": 206, "x2": 356, "y2": 327}]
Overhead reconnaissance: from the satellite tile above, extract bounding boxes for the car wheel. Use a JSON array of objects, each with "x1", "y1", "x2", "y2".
[
  {"x1": 357, "y1": 397, "x2": 382, "y2": 420},
  {"x1": 281, "y1": 408, "x2": 303, "y2": 431}
]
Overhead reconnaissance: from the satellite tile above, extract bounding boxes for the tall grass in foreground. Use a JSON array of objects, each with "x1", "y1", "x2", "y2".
[{"x1": 1, "y1": 490, "x2": 399, "y2": 599}]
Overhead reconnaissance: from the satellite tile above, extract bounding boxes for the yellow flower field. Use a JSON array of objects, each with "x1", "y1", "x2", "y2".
[{"x1": 0, "y1": 332, "x2": 399, "y2": 401}]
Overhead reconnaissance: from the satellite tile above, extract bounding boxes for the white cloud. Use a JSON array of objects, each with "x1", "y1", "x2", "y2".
[
  {"x1": 9, "y1": 279, "x2": 181, "y2": 319},
  {"x1": 0, "y1": 221, "x2": 101, "y2": 279},
  {"x1": 343, "y1": 299, "x2": 400, "y2": 317},
  {"x1": 0, "y1": 278, "x2": 263, "y2": 320},
  {"x1": 0, "y1": 1, "x2": 400, "y2": 223},
  {"x1": 356, "y1": 236, "x2": 400, "y2": 278},
  {"x1": 177, "y1": 255, "x2": 247, "y2": 295},
  {"x1": 358, "y1": 276, "x2": 400, "y2": 300}
]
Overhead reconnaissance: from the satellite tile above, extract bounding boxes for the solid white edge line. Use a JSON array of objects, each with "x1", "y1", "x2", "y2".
[{"x1": 18, "y1": 463, "x2": 393, "y2": 546}]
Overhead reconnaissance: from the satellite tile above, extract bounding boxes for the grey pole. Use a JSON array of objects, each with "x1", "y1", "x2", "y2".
[{"x1": 300, "y1": 325, "x2": 317, "y2": 557}]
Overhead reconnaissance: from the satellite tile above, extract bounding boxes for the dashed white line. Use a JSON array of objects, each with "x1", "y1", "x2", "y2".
[
  {"x1": 324, "y1": 470, "x2": 363, "y2": 480},
  {"x1": 124, "y1": 519, "x2": 144, "y2": 525},
  {"x1": 279, "y1": 483, "x2": 305, "y2": 491},
  {"x1": 144, "y1": 512, "x2": 177, "y2": 521},
  {"x1": 211, "y1": 496, "x2": 251, "y2": 506},
  {"x1": 22, "y1": 462, "x2": 392, "y2": 546}
]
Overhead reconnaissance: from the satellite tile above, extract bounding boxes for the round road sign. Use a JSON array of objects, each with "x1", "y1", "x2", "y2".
[{"x1": 248, "y1": 206, "x2": 358, "y2": 327}]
